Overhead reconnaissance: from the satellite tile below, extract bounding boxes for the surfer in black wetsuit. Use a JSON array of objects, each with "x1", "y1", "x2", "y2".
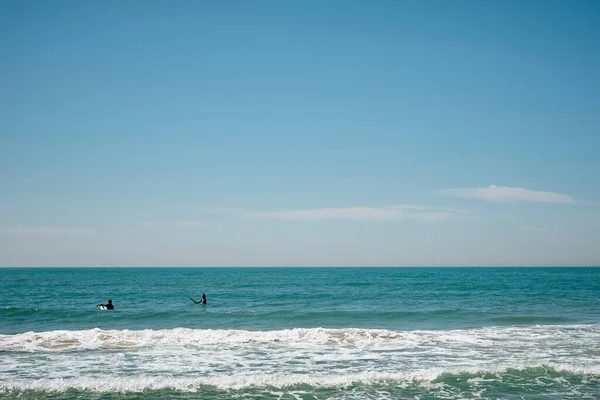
[
  {"x1": 190, "y1": 294, "x2": 207, "y2": 304},
  {"x1": 96, "y1": 299, "x2": 114, "y2": 310}
]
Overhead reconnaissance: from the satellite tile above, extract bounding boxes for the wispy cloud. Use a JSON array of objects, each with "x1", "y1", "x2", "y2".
[
  {"x1": 247, "y1": 205, "x2": 457, "y2": 222},
  {"x1": 437, "y1": 185, "x2": 573, "y2": 204},
  {"x1": 0, "y1": 227, "x2": 97, "y2": 236}
]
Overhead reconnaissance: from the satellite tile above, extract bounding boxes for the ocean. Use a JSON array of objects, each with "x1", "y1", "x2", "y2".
[{"x1": 1, "y1": 267, "x2": 599, "y2": 399}]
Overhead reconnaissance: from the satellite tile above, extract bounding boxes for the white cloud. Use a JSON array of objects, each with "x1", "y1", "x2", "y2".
[
  {"x1": 437, "y1": 185, "x2": 573, "y2": 204},
  {"x1": 0, "y1": 227, "x2": 97, "y2": 236},
  {"x1": 247, "y1": 204, "x2": 457, "y2": 222}
]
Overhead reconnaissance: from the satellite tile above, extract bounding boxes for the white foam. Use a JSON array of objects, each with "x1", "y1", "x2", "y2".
[
  {"x1": 2, "y1": 364, "x2": 599, "y2": 393},
  {"x1": 0, "y1": 368, "x2": 584, "y2": 392},
  {"x1": 1, "y1": 325, "x2": 599, "y2": 392},
  {"x1": 2, "y1": 324, "x2": 599, "y2": 352}
]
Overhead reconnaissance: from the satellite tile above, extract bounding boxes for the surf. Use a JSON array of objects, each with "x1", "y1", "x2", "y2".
[
  {"x1": 2, "y1": 324, "x2": 600, "y2": 351},
  {"x1": 1, "y1": 365, "x2": 599, "y2": 394}
]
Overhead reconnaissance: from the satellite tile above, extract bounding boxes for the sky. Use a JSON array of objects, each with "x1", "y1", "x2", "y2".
[{"x1": 1, "y1": 0, "x2": 599, "y2": 266}]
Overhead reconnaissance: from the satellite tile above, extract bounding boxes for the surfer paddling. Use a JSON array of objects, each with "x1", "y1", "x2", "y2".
[
  {"x1": 189, "y1": 294, "x2": 207, "y2": 304},
  {"x1": 96, "y1": 299, "x2": 114, "y2": 310}
]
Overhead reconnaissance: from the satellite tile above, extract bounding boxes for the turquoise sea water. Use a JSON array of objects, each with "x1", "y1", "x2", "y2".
[{"x1": 1, "y1": 267, "x2": 599, "y2": 399}]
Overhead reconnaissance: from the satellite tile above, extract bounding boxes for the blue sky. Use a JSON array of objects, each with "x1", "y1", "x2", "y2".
[{"x1": 1, "y1": 0, "x2": 599, "y2": 266}]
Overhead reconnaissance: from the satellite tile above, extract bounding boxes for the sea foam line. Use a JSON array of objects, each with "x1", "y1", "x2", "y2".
[
  {"x1": 1, "y1": 365, "x2": 599, "y2": 393},
  {"x1": 1, "y1": 324, "x2": 600, "y2": 352}
]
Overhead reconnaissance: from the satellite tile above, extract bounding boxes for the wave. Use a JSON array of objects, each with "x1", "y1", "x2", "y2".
[
  {"x1": 1, "y1": 365, "x2": 599, "y2": 393},
  {"x1": 2, "y1": 324, "x2": 600, "y2": 352},
  {"x1": 2, "y1": 325, "x2": 599, "y2": 399}
]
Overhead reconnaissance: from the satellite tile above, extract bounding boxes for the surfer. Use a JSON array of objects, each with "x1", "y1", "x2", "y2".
[
  {"x1": 96, "y1": 299, "x2": 114, "y2": 310},
  {"x1": 189, "y1": 294, "x2": 207, "y2": 304}
]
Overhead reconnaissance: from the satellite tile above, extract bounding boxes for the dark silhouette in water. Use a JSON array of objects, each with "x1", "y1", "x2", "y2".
[
  {"x1": 190, "y1": 294, "x2": 207, "y2": 304},
  {"x1": 96, "y1": 299, "x2": 114, "y2": 310}
]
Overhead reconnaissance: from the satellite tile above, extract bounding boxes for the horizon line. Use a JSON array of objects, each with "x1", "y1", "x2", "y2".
[{"x1": 1, "y1": 265, "x2": 599, "y2": 268}]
